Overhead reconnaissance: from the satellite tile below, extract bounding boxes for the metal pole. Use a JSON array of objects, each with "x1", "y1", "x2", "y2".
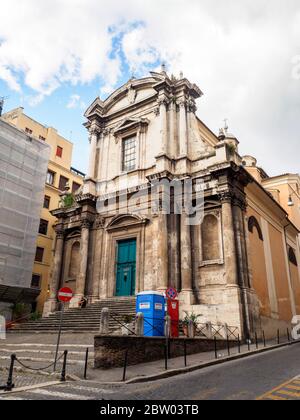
[
  {"x1": 164, "y1": 343, "x2": 168, "y2": 370},
  {"x1": 238, "y1": 335, "x2": 241, "y2": 354},
  {"x1": 60, "y1": 350, "x2": 68, "y2": 382},
  {"x1": 287, "y1": 328, "x2": 291, "y2": 343},
  {"x1": 227, "y1": 336, "x2": 231, "y2": 357},
  {"x1": 54, "y1": 303, "x2": 64, "y2": 372},
  {"x1": 255, "y1": 332, "x2": 258, "y2": 349},
  {"x1": 214, "y1": 337, "x2": 218, "y2": 359},
  {"x1": 277, "y1": 329, "x2": 280, "y2": 345},
  {"x1": 184, "y1": 340, "x2": 187, "y2": 367},
  {"x1": 122, "y1": 349, "x2": 129, "y2": 382},
  {"x1": 84, "y1": 348, "x2": 89, "y2": 380},
  {"x1": 5, "y1": 354, "x2": 16, "y2": 392},
  {"x1": 263, "y1": 331, "x2": 266, "y2": 347},
  {"x1": 247, "y1": 339, "x2": 251, "y2": 352}
]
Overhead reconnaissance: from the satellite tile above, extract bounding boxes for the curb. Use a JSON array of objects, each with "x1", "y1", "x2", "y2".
[
  {"x1": 123, "y1": 340, "x2": 300, "y2": 385},
  {"x1": 0, "y1": 381, "x2": 61, "y2": 396}
]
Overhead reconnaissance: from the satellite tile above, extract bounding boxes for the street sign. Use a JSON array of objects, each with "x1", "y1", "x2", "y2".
[
  {"x1": 58, "y1": 287, "x2": 73, "y2": 303},
  {"x1": 166, "y1": 287, "x2": 178, "y2": 300}
]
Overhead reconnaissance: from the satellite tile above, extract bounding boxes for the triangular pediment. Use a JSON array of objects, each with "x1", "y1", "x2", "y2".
[{"x1": 84, "y1": 97, "x2": 105, "y2": 119}]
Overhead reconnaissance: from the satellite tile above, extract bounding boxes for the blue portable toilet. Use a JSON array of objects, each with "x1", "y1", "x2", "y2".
[{"x1": 136, "y1": 292, "x2": 165, "y2": 337}]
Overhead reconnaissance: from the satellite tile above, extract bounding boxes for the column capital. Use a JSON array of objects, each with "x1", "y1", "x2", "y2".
[
  {"x1": 81, "y1": 219, "x2": 93, "y2": 230},
  {"x1": 219, "y1": 191, "x2": 234, "y2": 204},
  {"x1": 54, "y1": 227, "x2": 65, "y2": 239}
]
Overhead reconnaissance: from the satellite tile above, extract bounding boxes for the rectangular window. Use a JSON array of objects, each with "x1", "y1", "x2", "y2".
[
  {"x1": 59, "y1": 176, "x2": 69, "y2": 191},
  {"x1": 122, "y1": 136, "x2": 136, "y2": 172},
  {"x1": 31, "y1": 274, "x2": 41, "y2": 289},
  {"x1": 46, "y1": 171, "x2": 55, "y2": 186},
  {"x1": 39, "y1": 219, "x2": 48, "y2": 236},
  {"x1": 56, "y1": 146, "x2": 63, "y2": 158},
  {"x1": 39, "y1": 135, "x2": 46, "y2": 142},
  {"x1": 35, "y1": 247, "x2": 44, "y2": 263},
  {"x1": 44, "y1": 195, "x2": 50, "y2": 209},
  {"x1": 25, "y1": 127, "x2": 33, "y2": 135},
  {"x1": 72, "y1": 182, "x2": 81, "y2": 194}
]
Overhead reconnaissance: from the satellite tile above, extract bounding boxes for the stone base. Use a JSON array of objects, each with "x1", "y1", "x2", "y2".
[
  {"x1": 82, "y1": 178, "x2": 96, "y2": 196},
  {"x1": 179, "y1": 289, "x2": 195, "y2": 306},
  {"x1": 42, "y1": 299, "x2": 58, "y2": 317},
  {"x1": 69, "y1": 294, "x2": 84, "y2": 309}
]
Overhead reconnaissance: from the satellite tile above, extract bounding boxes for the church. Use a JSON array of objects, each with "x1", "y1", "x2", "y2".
[{"x1": 43, "y1": 68, "x2": 300, "y2": 340}]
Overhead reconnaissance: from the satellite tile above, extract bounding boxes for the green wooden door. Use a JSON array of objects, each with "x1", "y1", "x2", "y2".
[{"x1": 116, "y1": 239, "x2": 137, "y2": 297}]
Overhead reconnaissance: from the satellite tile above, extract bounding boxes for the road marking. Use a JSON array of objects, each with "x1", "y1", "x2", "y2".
[
  {"x1": 264, "y1": 395, "x2": 286, "y2": 401},
  {"x1": 257, "y1": 376, "x2": 300, "y2": 400},
  {"x1": 62, "y1": 384, "x2": 114, "y2": 394},
  {"x1": 286, "y1": 385, "x2": 300, "y2": 391},
  {"x1": 276, "y1": 389, "x2": 300, "y2": 398},
  {"x1": 28, "y1": 389, "x2": 93, "y2": 400}
]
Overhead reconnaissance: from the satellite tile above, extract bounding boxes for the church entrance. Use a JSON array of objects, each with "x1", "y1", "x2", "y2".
[{"x1": 116, "y1": 238, "x2": 137, "y2": 297}]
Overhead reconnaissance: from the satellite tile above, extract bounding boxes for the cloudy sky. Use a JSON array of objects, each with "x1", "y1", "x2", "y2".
[{"x1": 0, "y1": 0, "x2": 299, "y2": 175}]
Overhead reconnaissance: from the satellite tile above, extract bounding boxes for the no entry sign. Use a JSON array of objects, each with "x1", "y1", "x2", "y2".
[{"x1": 58, "y1": 287, "x2": 73, "y2": 303}]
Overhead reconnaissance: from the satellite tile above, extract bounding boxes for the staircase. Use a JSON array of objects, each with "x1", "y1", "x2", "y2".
[{"x1": 10, "y1": 297, "x2": 136, "y2": 333}]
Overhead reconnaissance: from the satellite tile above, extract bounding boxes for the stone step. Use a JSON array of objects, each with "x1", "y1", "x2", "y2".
[{"x1": 11, "y1": 298, "x2": 137, "y2": 333}]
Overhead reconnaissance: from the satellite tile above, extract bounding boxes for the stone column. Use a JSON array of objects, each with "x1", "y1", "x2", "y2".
[
  {"x1": 180, "y1": 212, "x2": 193, "y2": 305},
  {"x1": 178, "y1": 99, "x2": 188, "y2": 157},
  {"x1": 220, "y1": 193, "x2": 238, "y2": 285},
  {"x1": 87, "y1": 126, "x2": 99, "y2": 180},
  {"x1": 157, "y1": 213, "x2": 169, "y2": 292},
  {"x1": 43, "y1": 229, "x2": 64, "y2": 316},
  {"x1": 70, "y1": 220, "x2": 91, "y2": 308},
  {"x1": 159, "y1": 97, "x2": 168, "y2": 156},
  {"x1": 90, "y1": 219, "x2": 104, "y2": 302}
]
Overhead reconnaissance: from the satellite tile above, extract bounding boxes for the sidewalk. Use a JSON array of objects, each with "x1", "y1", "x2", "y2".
[{"x1": 83, "y1": 338, "x2": 299, "y2": 384}]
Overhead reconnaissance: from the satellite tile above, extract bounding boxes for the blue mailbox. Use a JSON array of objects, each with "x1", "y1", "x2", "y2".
[{"x1": 136, "y1": 292, "x2": 165, "y2": 337}]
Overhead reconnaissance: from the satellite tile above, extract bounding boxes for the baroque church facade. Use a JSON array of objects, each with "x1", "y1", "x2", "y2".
[{"x1": 43, "y1": 69, "x2": 300, "y2": 340}]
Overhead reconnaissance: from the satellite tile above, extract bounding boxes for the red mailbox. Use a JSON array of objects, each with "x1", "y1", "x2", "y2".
[{"x1": 167, "y1": 298, "x2": 179, "y2": 338}]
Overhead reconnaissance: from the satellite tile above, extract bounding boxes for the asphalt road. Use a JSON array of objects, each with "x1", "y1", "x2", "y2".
[{"x1": 1, "y1": 343, "x2": 300, "y2": 400}]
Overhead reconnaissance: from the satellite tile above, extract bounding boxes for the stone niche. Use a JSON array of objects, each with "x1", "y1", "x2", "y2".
[{"x1": 94, "y1": 335, "x2": 237, "y2": 369}]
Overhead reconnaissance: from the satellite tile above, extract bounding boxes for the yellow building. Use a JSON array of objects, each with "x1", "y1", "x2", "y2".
[{"x1": 2, "y1": 108, "x2": 84, "y2": 313}]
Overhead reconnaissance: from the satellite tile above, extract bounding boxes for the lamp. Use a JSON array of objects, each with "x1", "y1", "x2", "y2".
[{"x1": 288, "y1": 195, "x2": 294, "y2": 207}]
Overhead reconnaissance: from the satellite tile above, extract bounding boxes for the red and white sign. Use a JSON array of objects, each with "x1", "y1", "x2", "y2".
[
  {"x1": 58, "y1": 287, "x2": 73, "y2": 303},
  {"x1": 166, "y1": 287, "x2": 178, "y2": 300}
]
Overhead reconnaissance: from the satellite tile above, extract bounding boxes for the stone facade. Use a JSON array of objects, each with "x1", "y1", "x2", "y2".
[{"x1": 44, "y1": 69, "x2": 300, "y2": 340}]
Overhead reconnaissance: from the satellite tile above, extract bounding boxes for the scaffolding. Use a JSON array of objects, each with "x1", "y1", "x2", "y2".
[{"x1": 0, "y1": 119, "x2": 50, "y2": 294}]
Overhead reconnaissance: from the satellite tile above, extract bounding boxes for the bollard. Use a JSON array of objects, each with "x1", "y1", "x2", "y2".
[
  {"x1": 60, "y1": 350, "x2": 68, "y2": 382},
  {"x1": 255, "y1": 332, "x2": 259, "y2": 350},
  {"x1": 277, "y1": 329, "x2": 280, "y2": 345},
  {"x1": 99, "y1": 308, "x2": 110, "y2": 334},
  {"x1": 206, "y1": 322, "x2": 213, "y2": 339},
  {"x1": 188, "y1": 320, "x2": 195, "y2": 339},
  {"x1": 122, "y1": 349, "x2": 129, "y2": 382},
  {"x1": 84, "y1": 348, "x2": 89, "y2": 380},
  {"x1": 5, "y1": 354, "x2": 16, "y2": 392},
  {"x1": 287, "y1": 328, "x2": 291, "y2": 343},
  {"x1": 238, "y1": 335, "x2": 241, "y2": 354},
  {"x1": 164, "y1": 343, "x2": 168, "y2": 370},
  {"x1": 184, "y1": 340, "x2": 187, "y2": 367},
  {"x1": 263, "y1": 331, "x2": 266, "y2": 347},
  {"x1": 247, "y1": 339, "x2": 251, "y2": 352},
  {"x1": 135, "y1": 312, "x2": 144, "y2": 337},
  {"x1": 214, "y1": 337, "x2": 218, "y2": 359}
]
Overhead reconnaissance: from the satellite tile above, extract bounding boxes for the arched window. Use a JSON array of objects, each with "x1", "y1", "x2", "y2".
[
  {"x1": 201, "y1": 214, "x2": 220, "y2": 261},
  {"x1": 248, "y1": 216, "x2": 263, "y2": 241},
  {"x1": 289, "y1": 247, "x2": 298, "y2": 266},
  {"x1": 68, "y1": 241, "x2": 80, "y2": 279}
]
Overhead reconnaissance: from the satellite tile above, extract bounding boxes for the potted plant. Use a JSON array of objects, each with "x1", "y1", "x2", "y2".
[
  {"x1": 182, "y1": 311, "x2": 202, "y2": 338},
  {"x1": 121, "y1": 315, "x2": 135, "y2": 336}
]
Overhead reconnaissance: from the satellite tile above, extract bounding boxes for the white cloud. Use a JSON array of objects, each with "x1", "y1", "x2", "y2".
[{"x1": 0, "y1": 0, "x2": 299, "y2": 174}]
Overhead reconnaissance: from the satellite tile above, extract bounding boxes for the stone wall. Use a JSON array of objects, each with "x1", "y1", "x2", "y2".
[{"x1": 94, "y1": 335, "x2": 238, "y2": 369}]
